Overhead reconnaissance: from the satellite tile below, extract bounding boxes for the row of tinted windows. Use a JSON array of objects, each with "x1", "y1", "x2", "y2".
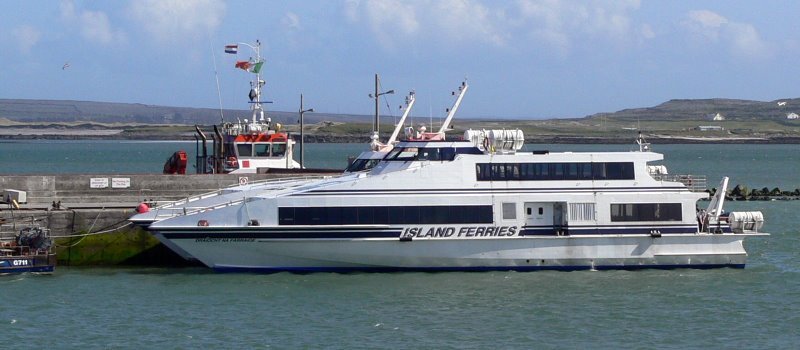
[
  {"x1": 476, "y1": 162, "x2": 635, "y2": 181},
  {"x1": 385, "y1": 147, "x2": 483, "y2": 162},
  {"x1": 278, "y1": 205, "x2": 493, "y2": 225},
  {"x1": 610, "y1": 203, "x2": 682, "y2": 222}
]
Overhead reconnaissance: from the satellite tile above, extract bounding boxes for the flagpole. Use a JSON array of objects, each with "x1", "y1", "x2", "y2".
[{"x1": 235, "y1": 40, "x2": 264, "y2": 122}]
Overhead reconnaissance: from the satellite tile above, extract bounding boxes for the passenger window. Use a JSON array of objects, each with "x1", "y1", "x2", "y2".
[
  {"x1": 527, "y1": 207, "x2": 532, "y2": 215},
  {"x1": 538, "y1": 207, "x2": 544, "y2": 215}
]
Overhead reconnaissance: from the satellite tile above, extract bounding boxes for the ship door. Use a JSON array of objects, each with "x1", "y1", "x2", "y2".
[
  {"x1": 553, "y1": 202, "x2": 567, "y2": 235},
  {"x1": 525, "y1": 202, "x2": 553, "y2": 235},
  {"x1": 524, "y1": 202, "x2": 567, "y2": 235}
]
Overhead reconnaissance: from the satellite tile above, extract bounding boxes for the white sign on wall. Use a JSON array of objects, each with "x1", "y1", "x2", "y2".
[
  {"x1": 90, "y1": 178, "x2": 109, "y2": 189},
  {"x1": 112, "y1": 178, "x2": 131, "y2": 188}
]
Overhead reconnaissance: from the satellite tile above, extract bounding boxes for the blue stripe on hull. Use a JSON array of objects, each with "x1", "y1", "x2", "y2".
[
  {"x1": 521, "y1": 227, "x2": 698, "y2": 235},
  {"x1": 160, "y1": 227, "x2": 704, "y2": 240},
  {"x1": 213, "y1": 264, "x2": 745, "y2": 274},
  {"x1": 0, "y1": 265, "x2": 54, "y2": 274},
  {"x1": 162, "y1": 230, "x2": 401, "y2": 239}
]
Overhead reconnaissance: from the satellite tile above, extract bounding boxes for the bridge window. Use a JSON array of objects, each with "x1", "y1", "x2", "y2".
[
  {"x1": 272, "y1": 143, "x2": 286, "y2": 157},
  {"x1": 386, "y1": 147, "x2": 419, "y2": 161},
  {"x1": 236, "y1": 144, "x2": 252, "y2": 157},
  {"x1": 385, "y1": 146, "x2": 482, "y2": 162},
  {"x1": 254, "y1": 144, "x2": 270, "y2": 157}
]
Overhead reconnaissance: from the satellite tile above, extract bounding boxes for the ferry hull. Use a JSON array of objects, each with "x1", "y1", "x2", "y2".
[
  {"x1": 158, "y1": 233, "x2": 752, "y2": 272},
  {"x1": 153, "y1": 233, "x2": 197, "y2": 261}
]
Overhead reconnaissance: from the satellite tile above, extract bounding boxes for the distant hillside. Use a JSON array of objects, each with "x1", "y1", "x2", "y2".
[
  {"x1": 3, "y1": 97, "x2": 800, "y2": 143},
  {"x1": 589, "y1": 98, "x2": 800, "y2": 121},
  {"x1": 0, "y1": 99, "x2": 371, "y2": 126},
  {"x1": 4, "y1": 97, "x2": 799, "y2": 126}
]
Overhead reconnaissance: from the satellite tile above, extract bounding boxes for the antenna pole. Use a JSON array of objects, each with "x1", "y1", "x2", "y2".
[
  {"x1": 300, "y1": 94, "x2": 305, "y2": 168},
  {"x1": 374, "y1": 73, "x2": 379, "y2": 134},
  {"x1": 210, "y1": 38, "x2": 225, "y2": 123},
  {"x1": 298, "y1": 93, "x2": 314, "y2": 169}
]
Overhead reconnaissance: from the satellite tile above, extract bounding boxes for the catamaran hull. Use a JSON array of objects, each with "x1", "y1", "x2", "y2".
[
  {"x1": 153, "y1": 233, "x2": 197, "y2": 261},
  {"x1": 156, "y1": 233, "x2": 753, "y2": 272}
]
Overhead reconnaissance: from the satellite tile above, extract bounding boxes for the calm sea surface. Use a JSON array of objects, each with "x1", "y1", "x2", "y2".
[{"x1": 0, "y1": 141, "x2": 798, "y2": 348}]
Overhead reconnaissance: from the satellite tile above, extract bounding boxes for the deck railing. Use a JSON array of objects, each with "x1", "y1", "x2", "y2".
[{"x1": 652, "y1": 174, "x2": 707, "y2": 192}]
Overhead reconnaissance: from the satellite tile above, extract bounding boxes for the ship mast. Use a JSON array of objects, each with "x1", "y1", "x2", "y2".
[
  {"x1": 387, "y1": 91, "x2": 416, "y2": 145},
  {"x1": 438, "y1": 80, "x2": 468, "y2": 134},
  {"x1": 240, "y1": 40, "x2": 265, "y2": 124},
  {"x1": 369, "y1": 74, "x2": 394, "y2": 145}
]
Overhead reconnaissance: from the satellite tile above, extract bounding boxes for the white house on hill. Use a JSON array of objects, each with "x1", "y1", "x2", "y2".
[{"x1": 788, "y1": 113, "x2": 799, "y2": 120}]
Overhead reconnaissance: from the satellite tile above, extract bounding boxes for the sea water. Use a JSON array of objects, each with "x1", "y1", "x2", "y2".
[{"x1": 0, "y1": 141, "x2": 798, "y2": 348}]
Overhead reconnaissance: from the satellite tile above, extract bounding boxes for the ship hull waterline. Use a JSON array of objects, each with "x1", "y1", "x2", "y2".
[{"x1": 154, "y1": 232, "x2": 760, "y2": 273}]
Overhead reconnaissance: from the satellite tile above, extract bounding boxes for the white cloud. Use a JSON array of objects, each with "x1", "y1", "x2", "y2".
[
  {"x1": 515, "y1": 0, "x2": 645, "y2": 54},
  {"x1": 128, "y1": 0, "x2": 225, "y2": 44},
  {"x1": 345, "y1": 0, "x2": 503, "y2": 50},
  {"x1": 727, "y1": 22, "x2": 769, "y2": 58},
  {"x1": 60, "y1": 0, "x2": 125, "y2": 45},
  {"x1": 640, "y1": 24, "x2": 655, "y2": 40},
  {"x1": 12, "y1": 25, "x2": 41, "y2": 54},
  {"x1": 683, "y1": 10, "x2": 728, "y2": 41},
  {"x1": 344, "y1": 0, "x2": 361, "y2": 22},
  {"x1": 345, "y1": 0, "x2": 654, "y2": 53},
  {"x1": 360, "y1": 0, "x2": 419, "y2": 50},
  {"x1": 682, "y1": 10, "x2": 770, "y2": 59},
  {"x1": 282, "y1": 12, "x2": 302, "y2": 31},
  {"x1": 432, "y1": 0, "x2": 506, "y2": 46}
]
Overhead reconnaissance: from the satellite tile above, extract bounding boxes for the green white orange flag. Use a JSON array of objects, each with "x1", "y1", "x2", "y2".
[
  {"x1": 234, "y1": 59, "x2": 264, "y2": 74},
  {"x1": 235, "y1": 60, "x2": 251, "y2": 71},
  {"x1": 249, "y1": 60, "x2": 264, "y2": 73}
]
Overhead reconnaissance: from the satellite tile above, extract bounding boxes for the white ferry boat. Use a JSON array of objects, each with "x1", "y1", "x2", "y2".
[{"x1": 144, "y1": 132, "x2": 767, "y2": 272}]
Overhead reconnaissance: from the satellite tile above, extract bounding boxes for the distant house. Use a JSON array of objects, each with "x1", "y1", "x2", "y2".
[
  {"x1": 698, "y1": 125, "x2": 724, "y2": 131},
  {"x1": 707, "y1": 113, "x2": 725, "y2": 121},
  {"x1": 788, "y1": 113, "x2": 799, "y2": 120}
]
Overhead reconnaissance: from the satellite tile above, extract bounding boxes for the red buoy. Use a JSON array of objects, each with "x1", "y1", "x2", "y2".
[{"x1": 136, "y1": 202, "x2": 150, "y2": 213}]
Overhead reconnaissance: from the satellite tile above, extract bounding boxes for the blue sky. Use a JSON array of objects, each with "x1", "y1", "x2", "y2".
[{"x1": 1, "y1": 0, "x2": 799, "y2": 119}]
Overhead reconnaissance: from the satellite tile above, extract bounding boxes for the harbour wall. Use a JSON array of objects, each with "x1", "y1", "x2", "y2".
[
  {"x1": 0, "y1": 173, "x2": 335, "y2": 266},
  {"x1": 0, "y1": 173, "x2": 328, "y2": 209}
]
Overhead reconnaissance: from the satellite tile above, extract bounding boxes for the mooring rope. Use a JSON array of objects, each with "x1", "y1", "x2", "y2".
[{"x1": 52, "y1": 221, "x2": 133, "y2": 239}]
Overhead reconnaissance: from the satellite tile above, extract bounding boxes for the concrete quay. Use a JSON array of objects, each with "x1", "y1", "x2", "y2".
[
  {"x1": 0, "y1": 173, "x2": 335, "y2": 266},
  {"x1": 1, "y1": 173, "x2": 330, "y2": 209}
]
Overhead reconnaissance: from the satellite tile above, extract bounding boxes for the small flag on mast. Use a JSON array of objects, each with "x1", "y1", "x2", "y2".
[
  {"x1": 224, "y1": 44, "x2": 238, "y2": 54},
  {"x1": 235, "y1": 59, "x2": 264, "y2": 74},
  {"x1": 249, "y1": 60, "x2": 264, "y2": 74},
  {"x1": 235, "y1": 60, "x2": 251, "y2": 70}
]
